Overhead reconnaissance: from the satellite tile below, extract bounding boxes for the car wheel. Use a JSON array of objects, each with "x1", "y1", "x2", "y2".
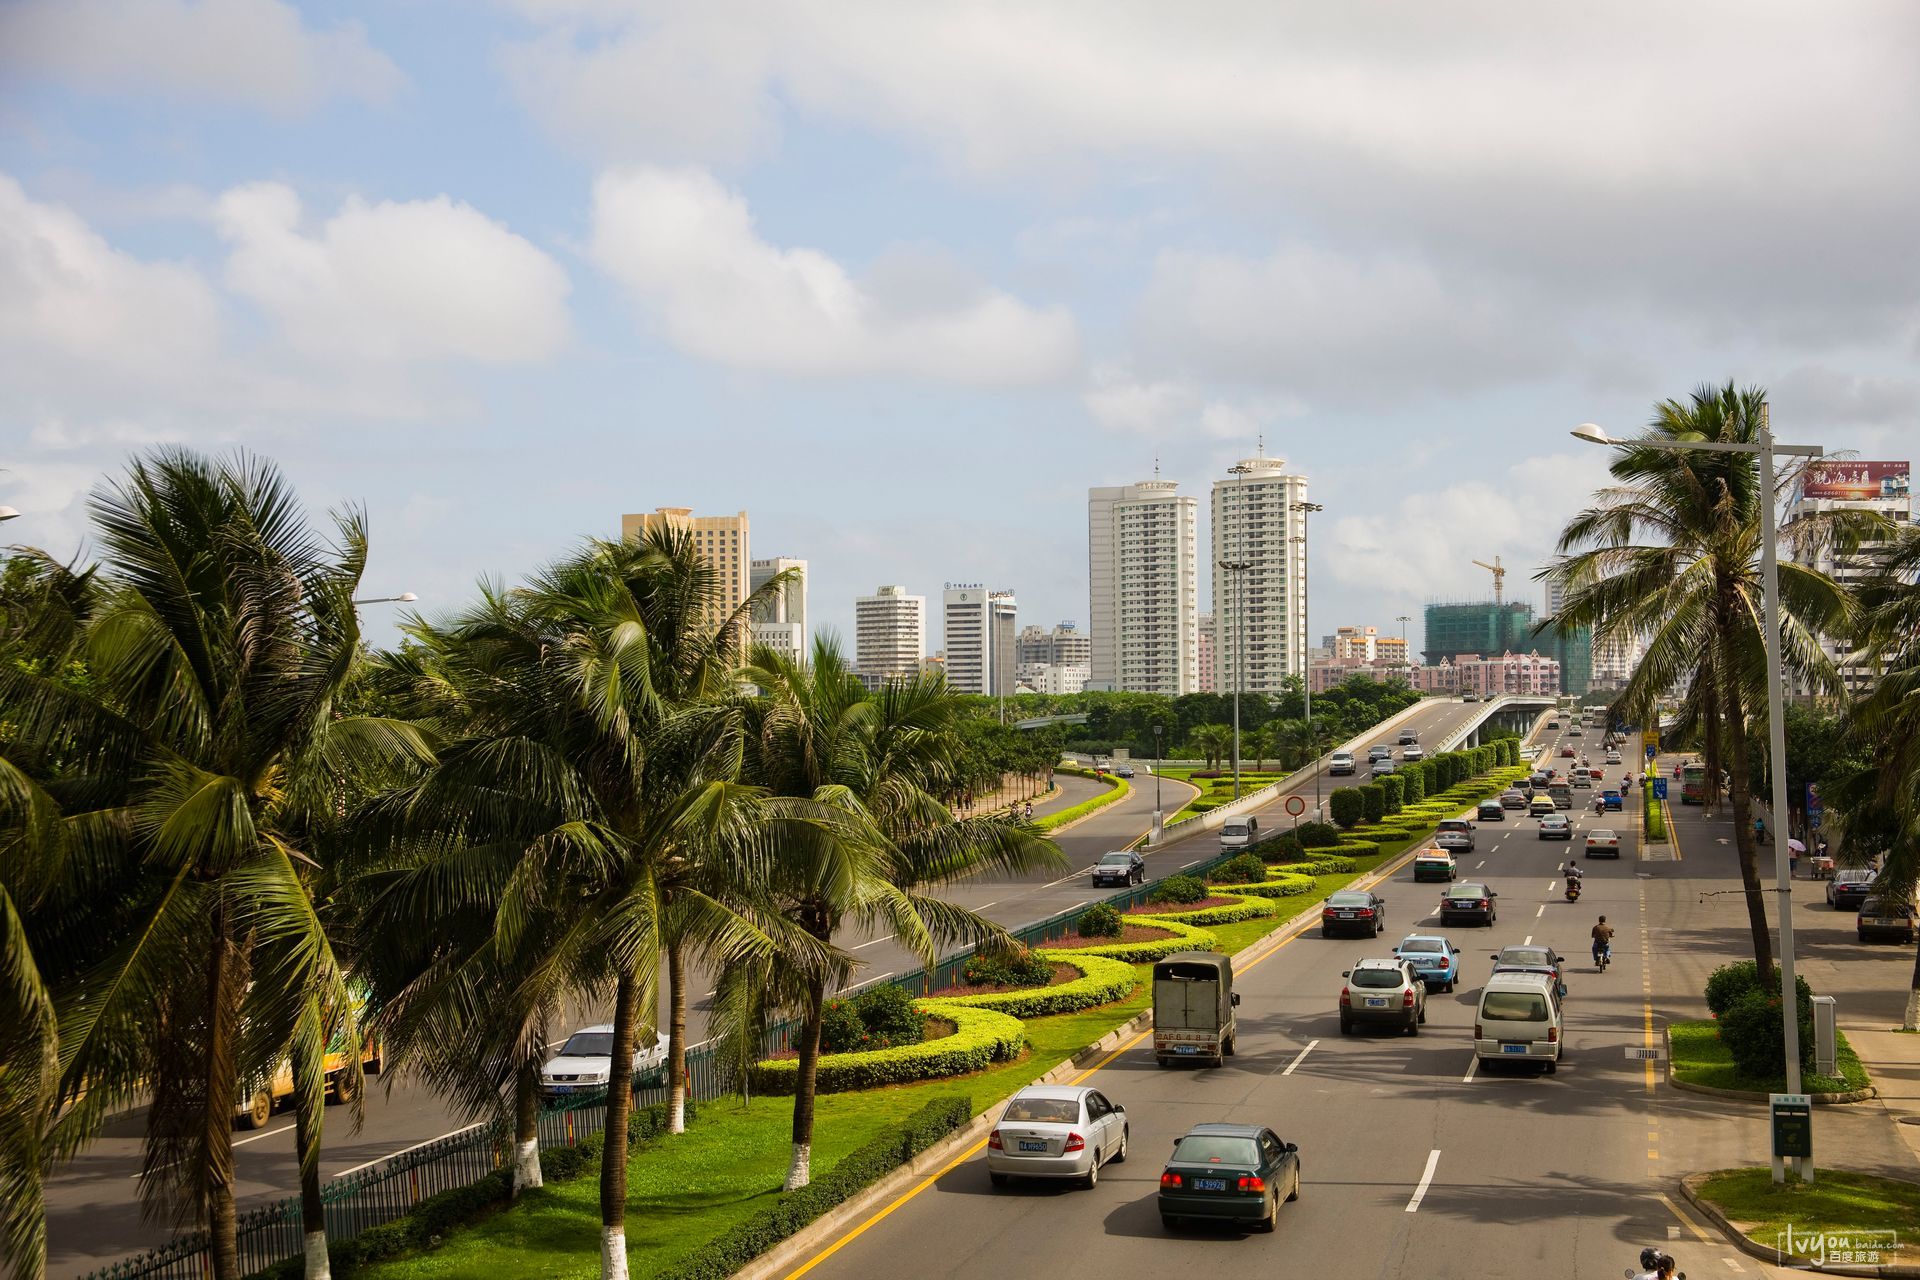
[
  {"x1": 1156, "y1": 1056, "x2": 1172, "y2": 1069},
  {"x1": 1321, "y1": 928, "x2": 1332, "y2": 938},
  {"x1": 1339, "y1": 1018, "x2": 1352, "y2": 1035},
  {"x1": 1406, "y1": 1016, "x2": 1419, "y2": 1036},
  {"x1": 1224, "y1": 1034, "x2": 1236, "y2": 1058},
  {"x1": 1286, "y1": 1166, "x2": 1301, "y2": 1202},
  {"x1": 1859, "y1": 931, "x2": 1868, "y2": 942},
  {"x1": 328, "y1": 1066, "x2": 359, "y2": 1105},
  {"x1": 1544, "y1": 1060, "x2": 1557, "y2": 1074},
  {"x1": 1257, "y1": 1194, "x2": 1279, "y2": 1233},
  {"x1": 1114, "y1": 1126, "x2": 1129, "y2": 1164},
  {"x1": 240, "y1": 1087, "x2": 272, "y2": 1130},
  {"x1": 989, "y1": 1171, "x2": 1009, "y2": 1187},
  {"x1": 1082, "y1": 1156, "x2": 1101, "y2": 1190},
  {"x1": 1417, "y1": 1003, "x2": 1427, "y2": 1024}
]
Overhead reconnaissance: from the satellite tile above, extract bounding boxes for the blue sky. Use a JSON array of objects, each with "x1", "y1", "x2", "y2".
[{"x1": 5, "y1": 1, "x2": 1918, "y2": 655}]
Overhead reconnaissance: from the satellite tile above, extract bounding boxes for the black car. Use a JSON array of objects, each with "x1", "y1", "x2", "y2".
[
  {"x1": 1477, "y1": 800, "x2": 1505, "y2": 822},
  {"x1": 1320, "y1": 890, "x2": 1386, "y2": 938},
  {"x1": 1159, "y1": 1123, "x2": 1300, "y2": 1232},
  {"x1": 1828, "y1": 871, "x2": 1877, "y2": 912},
  {"x1": 1439, "y1": 882, "x2": 1498, "y2": 927},
  {"x1": 1091, "y1": 850, "x2": 1146, "y2": 888}
]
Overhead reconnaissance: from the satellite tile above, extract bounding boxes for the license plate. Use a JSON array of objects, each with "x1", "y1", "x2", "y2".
[
  {"x1": 1366, "y1": 998, "x2": 1388, "y2": 1007},
  {"x1": 1339, "y1": 912, "x2": 1356, "y2": 918},
  {"x1": 548, "y1": 1084, "x2": 573, "y2": 1094},
  {"x1": 1869, "y1": 918, "x2": 1902, "y2": 927},
  {"x1": 1501, "y1": 1043, "x2": 1527, "y2": 1054},
  {"x1": 1018, "y1": 1140, "x2": 1046, "y2": 1152},
  {"x1": 1194, "y1": 1177, "x2": 1227, "y2": 1191},
  {"x1": 1176, "y1": 1045, "x2": 1200, "y2": 1055}
]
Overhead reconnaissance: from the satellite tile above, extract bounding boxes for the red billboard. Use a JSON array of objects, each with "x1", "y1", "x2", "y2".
[{"x1": 1800, "y1": 460, "x2": 1910, "y2": 502}]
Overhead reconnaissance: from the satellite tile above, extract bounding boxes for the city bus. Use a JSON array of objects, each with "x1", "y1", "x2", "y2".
[{"x1": 1680, "y1": 760, "x2": 1709, "y2": 806}]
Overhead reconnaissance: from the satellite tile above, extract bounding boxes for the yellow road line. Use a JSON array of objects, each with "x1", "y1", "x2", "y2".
[{"x1": 1657, "y1": 1191, "x2": 1716, "y2": 1244}]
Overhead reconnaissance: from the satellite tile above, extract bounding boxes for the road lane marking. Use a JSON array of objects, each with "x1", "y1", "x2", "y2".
[
  {"x1": 852, "y1": 938, "x2": 889, "y2": 950},
  {"x1": 135, "y1": 1120, "x2": 299, "y2": 1174},
  {"x1": 1475, "y1": 861, "x2": 1485, "y2": 869},
  {"x1": 1404, "y1": 1149, "x2": 1441, "y2": 1212},
  {"x1": 1535, "y1": 904, "x2": 1545, "y2": 918},
  {"x1": 1281, "y1": 1040, "x2": 1319, "y2": 1076},
  {"x1": 334, "y1": 1122, "x2": 487, "y2": 1178},
  {"x1": 1461, "y1": 1057, "x2": 1478, "y2": 1084},
  {"x1": 1658, "y1": 1192, "x2": 1716, "y2": 1244},
  {"x1": 1523, "y1": 935, "x2": 1532, "y2": 945},
  {"x1": 974, "y1": 901, "x2": 998, "y2": 911}
]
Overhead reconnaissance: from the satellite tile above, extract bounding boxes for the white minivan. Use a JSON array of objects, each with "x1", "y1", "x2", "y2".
[
  {"x1": 1219, "y1": 816, "x2": 1260, "y2": 850},
  {"x1": 1473, "y1": 972, "x2": 1564, "y2": 1073}
]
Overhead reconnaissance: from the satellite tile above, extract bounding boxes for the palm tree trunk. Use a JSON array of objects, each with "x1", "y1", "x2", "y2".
[
  {"x1": 666, "y1": 940, "x2": 688, "y2": 1135},
  {"x1": 784, "y1": 970, "x2": 826, "y2": 1191},
  {"x1": 598, "y1": 971, "x2": 639, "y2": 1280},
  {"x1": 204, "y1": 905, "x2": 244, "y2": 1280},
  {"x1": 1718, "y1": 658, "x2": 1775, "y2": 976},
  {"x1": 511, "y1": 1062, "x2": 543, "y2": 1196},
  {"x1": 292, "y1": 1051, "x2": 330, "y2": 1280}
]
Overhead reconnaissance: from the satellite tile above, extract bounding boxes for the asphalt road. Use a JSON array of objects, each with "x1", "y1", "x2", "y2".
[{"x1": 788, "y1": 723, "x2": 1814, "y2": 1280}]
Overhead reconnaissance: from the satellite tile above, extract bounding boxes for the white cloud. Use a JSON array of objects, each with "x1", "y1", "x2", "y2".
[
  {"x1": 1082, "y1": 364, "x2": 1300, "y2": 438},
  {"x1": 0, "y1": 0, "x2": 404, "y2": 113},
  {"x1": 214, "y1": 183, "x2": 571, "y2": 365},
  {"x1": 588, "y1": 167, "x2": 1077, "y2": 384}
]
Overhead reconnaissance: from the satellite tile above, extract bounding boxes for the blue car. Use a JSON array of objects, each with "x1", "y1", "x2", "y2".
[
  {"x1": 1393, "y1": 934, "x2": 1462, "y2": 992},
  {"x1": 1601, "y1": 790, "x2": 1624, "y2": 811}
]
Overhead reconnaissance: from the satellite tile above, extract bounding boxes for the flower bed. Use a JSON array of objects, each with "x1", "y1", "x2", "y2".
[
  {"x1": 1127, "y1": 893, "x2": 1278, "y2": 926},
  {"x1": 1211, "y1": 873, "x2": 1315, "y2": 899},
  {"x1": 1043, "y1": 915, "x2": 1218, "y2": 961},
  {"x1": 929, "y1": 954, "x2": 1138, "y2": 1019},
  {"x1": 925, "y1": 962, "x2": 1081, "y2": 999},
  {"x1": 748, "y1": 1003, "x2": 1026, "y2": 1094},
  {"x1": 1124, "y1": 895, "x2": 1242, "y2": 914}
]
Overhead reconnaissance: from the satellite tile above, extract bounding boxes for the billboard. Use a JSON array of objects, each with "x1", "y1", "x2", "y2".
[{"x1": 1800, "y1": 460, "x2": 1910, "y2": 503}]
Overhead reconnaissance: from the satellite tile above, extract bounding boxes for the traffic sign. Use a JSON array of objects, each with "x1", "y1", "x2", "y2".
[
  {"x1": 1284, "y1": 795, "x2": 1307, "y2": 817},
  {"x1": 1653, "y1": 778, "x2": 1669, "y2": 800},
  {"x1": 1645, "y1": 744, "x2": 1657, "y2": 760}
]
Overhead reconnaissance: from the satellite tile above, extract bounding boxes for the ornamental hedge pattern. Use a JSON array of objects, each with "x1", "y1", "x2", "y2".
[
  {"x1": 930, "y1": 954, "x2": 1139, "y2": 1018},
  {"x1": 748, "y1": 1003, "x2": 1026, "y2": 1095}
]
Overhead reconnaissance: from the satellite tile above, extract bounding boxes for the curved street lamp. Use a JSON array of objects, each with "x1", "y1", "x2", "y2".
[{"x1": 352, "y1": 592, "x2": 418, "y2": 604}]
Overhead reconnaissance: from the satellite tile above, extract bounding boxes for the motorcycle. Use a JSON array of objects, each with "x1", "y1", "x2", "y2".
[{"x1": 1564, "y1": 877, "x2": 1582, "y2": 902}]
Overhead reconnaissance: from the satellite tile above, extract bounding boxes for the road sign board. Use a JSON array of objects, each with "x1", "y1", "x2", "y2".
[
  {"x1": 1284, "y1": 795, "x2": 1306, "y2": 817},
  {"x1": 1771, "y1": 1093, "x2": 1813, "y2": 1159},
  {"x1": 1646, "y1": 744, "x2": 1657, "y2": 760},
  {"x1": 1653, "y1": 778, "x2": 1669, "y2": 800}
]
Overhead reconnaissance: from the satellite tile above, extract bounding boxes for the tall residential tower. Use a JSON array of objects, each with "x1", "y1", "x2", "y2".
[
  {"x1": 1087, "y1": 479, "x2": 1200, "y2": 694},
  {"x1": 1210, "y1": 455, "x2": 1308, "y2": 696}
]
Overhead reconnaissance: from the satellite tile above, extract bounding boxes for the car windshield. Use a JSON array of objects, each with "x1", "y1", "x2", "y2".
[
  {"x1": 1590, "y1": 829, "x2": 1616, "y2": 839},
  {"x1": 1098, "y1": 853, "x2": 1134, "y2": 866},
  {"x1": 1328, "y1": 892, "x2": 1372, "y2": 907},
  {"x1": 1482, "y1": 992, "x2": 1549, "y2": 1021},
  {"x1": 1399, "y1": 939, "x2": 1445, "y2": 954},
  {"x1": 560, "y1": 1032, "x2": 615, "y2": 1057},
  {"x1": 1838, "y1": 872, "x2": 1875, "y2": 885},
  {"x1": 1223, "y1": 823, "x2": 1248, "y2": 835},
  {"x1": 1499, "y1": 949, "x2": 1552, "y2": 967},
  {"x1": 1349, "y1": 968, "x2": 1403, "y2": 988},
  {"x1": 1172, "y1": 1135, "x2": 1260, "y2": 1166},
  {"x1": 1003, "y1": 1096, "x2": 1079, "y2": 1123},
  {"x1": 1438, "y1": 821, "x2": 1469, "y2": 832},
  {"x1": 1448, "y1": 885, "x2": 1488, "y2": 899}
]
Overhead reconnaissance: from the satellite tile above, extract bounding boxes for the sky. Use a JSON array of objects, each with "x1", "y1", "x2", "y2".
[{"x1": 4, "y1": 1, "x2": 1919, "y2": 657}]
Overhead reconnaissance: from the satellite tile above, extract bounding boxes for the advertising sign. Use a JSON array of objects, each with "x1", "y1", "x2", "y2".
[
  {"x1": 1806, "y1": 781, "x2": 1824, "y2": 832},
  {"x1": 1800, "y1": 461, "x2": 1911, "y2": 502}
]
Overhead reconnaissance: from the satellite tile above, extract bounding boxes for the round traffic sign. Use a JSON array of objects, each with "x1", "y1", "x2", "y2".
[{"x1": 1284, "y1": 795, "x2": 1307, "y2": 817}]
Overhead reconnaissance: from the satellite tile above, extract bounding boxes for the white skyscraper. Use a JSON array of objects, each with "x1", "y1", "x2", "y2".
[
  {"x1": 1087, "y1": 479, "x2": 1200, "y2": 694},
  {"x1": 749, "y1": 556, "x2": 808, "y2": 664},
  {"x1": 855, "y1": 585, "x2": 925, "y2": 688},
  {"x1": 1210, "y1": 453, "x2": 1309, "y2": 696},
  {"x1": 942, "y1": 584, "x2": 1016, "y2": 695}
]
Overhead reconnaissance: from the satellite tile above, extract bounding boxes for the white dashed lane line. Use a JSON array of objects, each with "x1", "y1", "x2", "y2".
[
  {"x1": 1281, "y1": 1040, "x2": 1320, "y2": 1076},
  {"x1": 1405, "y1": 1149, "x2": 1443, "y2": 1212}
]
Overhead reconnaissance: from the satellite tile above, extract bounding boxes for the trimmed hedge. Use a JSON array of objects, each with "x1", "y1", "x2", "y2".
[
  {"x1": 1378, "y1": 773, "x2": 1405, "y2": 813},
  {"x1": 1044, "y1": 916, "x2": 1219, "y2": 961},
  {"x1": 1297, "y1": 820, "x2": 1342, "y2": 848},
  {"x1": 1034, "y1": 770, "x2": 1129, "y2": 832},
  {"x1": 1330, "y1": 787, "x2": 1363, "y2": 828},
  {"x1": 1135, "y1": 894, "x2": 1278, "y2": 926},
  {"x1": 1360, "y1": 783, "x2": 1386, "y2": 824},
  {"x1": 654, "y1": 1097, "x2": 972, "y2": 1280},
  {"x1": 1211, "y1": 873, "x2": 1314, "y2": 898},
  {"x1": 931, "y1": 954, "x2": 1138, "y2": 1018},
  {"x1": 748, "y1": 1004, "x2": 1024, "y2": 1095},
  {"x1": 1295, "y1": 855, "x2": 1357, "y2": 875}
]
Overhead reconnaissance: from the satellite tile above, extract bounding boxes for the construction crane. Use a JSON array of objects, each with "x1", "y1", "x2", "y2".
[{"x1": 1471, "y1": 555, "x2": 1507, "y2": 605}]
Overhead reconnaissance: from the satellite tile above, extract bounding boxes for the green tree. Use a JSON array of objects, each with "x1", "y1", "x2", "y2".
[{"x1": 1188, "y1": 723, "x2": 1233, "y2": 770}]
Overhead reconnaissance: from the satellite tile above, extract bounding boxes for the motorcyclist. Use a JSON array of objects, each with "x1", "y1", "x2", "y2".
[
  {"x1": 1564, "y1": 859, "x2": 1583, "y2": 898},
  {"x1": 1632, "y1": 1246, "x2": 1679, "y2": 1279},
  {"x1": 1592, "y1": 915, "x2": 1615, "y2": 967}
]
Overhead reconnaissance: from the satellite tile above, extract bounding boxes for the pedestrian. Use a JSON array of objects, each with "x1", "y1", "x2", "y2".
[
  {"x1": 1754, "y1": 815, "x2": 1766, "y2": 844},
  {"x1": 1023, "y1": 801, "x2": 1033, "y2": 821},
  {"x1": 1790, "y1": 845, "x2": 1799, "y2": 878}
]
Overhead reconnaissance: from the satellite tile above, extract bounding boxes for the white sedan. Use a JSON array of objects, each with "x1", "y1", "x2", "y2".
[
  {"x1": 540, "y1": 1025, "x2": 667, "y2": 1096},
  {"x1": 987, "y1": 1085, "x2": 1129, "y2": 1188},
  {"x1": 1586, "y1": 828, "x2": 1621, "y2": 859}
]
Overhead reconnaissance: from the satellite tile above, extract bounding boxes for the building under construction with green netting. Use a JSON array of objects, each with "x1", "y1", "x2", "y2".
[{"x1": 1422, "y1": 599, "x2": 1591, "y2": 694}]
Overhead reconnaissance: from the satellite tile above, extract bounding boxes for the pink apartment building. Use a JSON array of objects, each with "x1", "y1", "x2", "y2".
[{"x1": 1413, "y1": 651, "x2": 1562, "y2": 697}]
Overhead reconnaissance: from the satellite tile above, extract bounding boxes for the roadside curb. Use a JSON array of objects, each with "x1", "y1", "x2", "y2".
[
  {"x1": 1664, "y1": 1030, "x2": 1878, "y2": 1104},
  {"x1": 1678, "y1": 1172, "x2": 1920, "y2": 1277}
]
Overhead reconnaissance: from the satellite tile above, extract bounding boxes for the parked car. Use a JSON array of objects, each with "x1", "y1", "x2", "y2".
[
  {"x1": 1402, "y1": 744, "x2": 1425, "y2": 762},
  {"x1": 1395, "y1": 934, "x2": 1463, "y2": 991},
  {"x1": 1092, "y1": 850, "x2": 1146, "y2": 887},
  {"x1": 1477, "y1": 800, "x2": 1506, "y2": 822},
  {"x1": 1413, "y1": 848, "x2": 1458, "y2": 882},
  {"x1": 1329, "y1": 751, "x2": 1357, "y2": 776},
  {"x1": 1434, "y1": 818, "x2": 1475, "y2": 852},
  {"x1": 1219, "y1": 816, "x2": 1260, "y2": 850},
  {"x1": 1829, "y1": 870, "x2": 1878, "y2": 911},
  {"x1": 1339, "y1": 957, "x2": 1427, "y2": 1034},
  {"x1": 541, "y1": 1025, "x2": 667, "y2": 1097},
  {"x1": 987, "y1": 1085, "x2": 1128, "y2": 1188},
  {"x1": 1585, "y1": 828, "x2": 1621, "y2": 859},
  {"x1": 1858, "y1": 898, "x2": 1918, "y2": 944},
  {"x1": 1537, "y1": 813, "x2": 1572, "y2": 840},
  {"x1": 1439, "y1": 882, "x2": 1498, "y2": 926},
  {"x1": 1158, "y1": 1123, "x2": 1300, "y2": 1232},
  {"x1": 1321, "y1": 889, "x2": 1387, "y2": 937},
  {"x1": 1500, "y1": 789, "x2": 1528, "y2": 810},
  {"x1": 1473, "y1": 971, "x2": 1565, "y2": 1073}
]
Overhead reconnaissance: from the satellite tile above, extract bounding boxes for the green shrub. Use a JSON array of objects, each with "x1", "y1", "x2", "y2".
[
  {"x1": 750, "y1": 1005, "x2": 1024, "y2": 1094},
  {"x1": 1214, "y1": 853, "x2": 1267, "y2": 884},
  {"x1": 1379, "y1": 773, "x2": 1405, "y2": 813},
  {"x1": 962, "y1": 945, "x2": 1054, "y2": 990},
  {"x1": 854, "y1": 983, "x2": 926, "y2": 1046},
  {"x1": 820, "y1": 997, "x2": 871, "y2": 1054},
  {"x1": 1296, "y1": 855, "x2": 1357, "y2": 875},
  {"x1": 654, "y1": 1098, "x2": 972, "y2": 1280},
  {"x1": 1329, "y1": 788, "x2": 1363, "y2": 829},
  {"x1": 1076, "y1": 901, "x2": 1123, "y2": 938},
  {"x1": 1360, "y1": 784, "x2": 1386, "y2": 824},
  {"x1": 1401, "y1": 767, "x2": 1425, "y2": 804},
  {"x1": 1263, "y1": 828, "x2": 1304, "y2": 859},
  {"x1": 1717, "y1": 990, "x2": 1814, "y2": 1081},
  {"x1": 1296, "y1": 820, "x2": 1342, "y2": 848},
  {"x1": 932, "y1": 955, "x2": 1137, "y2": 1017},
  {"x1": 1150, "y1": 873, "x2": 1208, "y2": 904},
  {"x1": 1704, "y1": 961, "x2": 1814, "y2": 1017},
  {"x1": 1033, "y1": 773, "x2": 1130, "y2": 832},
  {"x1": 1044, "y1": 917, "x2": 1218, "y2": 961},
  {"x1": 1227, "y1": 874, "x2": 1315, "y2": 898},
  {"x1": 1139, "y1": 894, "x2": 1277, "y2": 925}
]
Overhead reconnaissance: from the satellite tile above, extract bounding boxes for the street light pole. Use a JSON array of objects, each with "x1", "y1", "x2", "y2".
[
  {"x1": 352, "y1": 592, "x2": 419, "y2": 605},
  {"x1": 1293, "y1": 501, "x2": 1324, "y2": 818},
  {"x1": 1152, "y1": 722, "x2": 1165, "y2": 844},
  {"x1": 1572, "y1": 409, "x2": 1820, "y2": 1180}
]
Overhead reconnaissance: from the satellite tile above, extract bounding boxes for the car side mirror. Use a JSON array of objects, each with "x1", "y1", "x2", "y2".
[
  {"x1": 1284, "y1": 1141, "x2": 1297, "y2": 1153},
  {"x1": 1489, "y1": 890, "x2": 1499, "y2": 896},
  {"x1": 1340, "y1": 970, "x2": 1350, "y2": 978},
  {"x1": 1231, "y1": 993, "x2": 1242, "y2": 1006},
  {"x1": 1112, "y1": 1101, "x2": 1125, "y2": 1111}
]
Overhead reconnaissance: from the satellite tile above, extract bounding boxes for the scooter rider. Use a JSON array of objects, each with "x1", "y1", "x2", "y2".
[
  {"x1": 1632, "y1": 1246, "x2": 1680, "y2": 1279},
  {"x1": 1592, "y1": 915, "x2": 1615, "y2": 967},
  {"x1": 1564, "y1": 859, "x2": 1583, "y2": 900}
]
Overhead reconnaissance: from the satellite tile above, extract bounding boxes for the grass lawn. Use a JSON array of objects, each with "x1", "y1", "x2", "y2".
[
  {"x1": 1669, "y1": 1019, "x2": 1872, "y2": 1095},
  {"x1": 1693, "y1": 1167, "x2": 1920, "y2": 1263},
  {"x1": 360, "y1": 848, "x2": 1402, "y2": 1280}
]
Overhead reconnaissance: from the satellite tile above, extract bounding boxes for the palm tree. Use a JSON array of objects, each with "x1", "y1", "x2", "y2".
[
  {"x1": 0, "y1": 450, "x2": 405, "y2": 1280},
  {"x1": 1189, "y1": 723, "x2": 1233, "y2": 770},
  {"x1": 1545, "y1": 384, "x2": 1886, "y2": 972},
  {"x1": 724, "y1": 641, "x2": 1061, "y2": 1189}
]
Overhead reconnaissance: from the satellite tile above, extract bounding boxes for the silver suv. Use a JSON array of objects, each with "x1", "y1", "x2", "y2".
[
  {"x1": 1338, "y1": 958, "x2": 1427, "y2": 1035},
  {"x1": 1434, "y1": 818, "x2": 1474, "y2": 852}
]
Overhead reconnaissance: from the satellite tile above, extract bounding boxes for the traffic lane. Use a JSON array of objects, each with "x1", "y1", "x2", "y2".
[{"x1": 44, "y1": 1074, "x2": 463, "y2": 1277}]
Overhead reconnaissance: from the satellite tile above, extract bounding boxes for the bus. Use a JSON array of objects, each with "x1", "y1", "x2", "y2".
[{"x1": 1680, "y1": 760, "x2": 1709, "y2": 806}]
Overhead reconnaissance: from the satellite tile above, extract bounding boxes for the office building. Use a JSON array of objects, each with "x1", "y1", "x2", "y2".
[
  {"x1": 1590, "y1": 631, "x2": 1646, "y2": 692},
  {"x1": 990, "y1": 591, "x2": 1018, "y2": 696},
  {"x1": 1788, "y1": 459, "x2": 1913, "y2": 696},
  {"x1": 1088, "y1": 479, "x2": 1201, "y2": 695},
  {"x1": 621, "y1": 507, "x2": 751, "y2": 624},
  {"x1": 748, "y1": 556, "x2": 807, "y2": 664},
  {"x1": 1211, "y1": 455, "x2": 1309, "y2": 696},
  {"x1": 1020, "y1": 663, "x2": 1091, "y2": 695},
  {"x1": 1536, "y1": 574, "x2": 1592, "y2": 696},
  {"x1": 855, "y1": 585, "x2": 925, "y2": 688},
  {"x1": 1329, "y1": 625, "x2": 1409, "y2": 665},
  {"x1": 942, "y1": 585, "x2": 1017, "y2": 695},
  {"x1": 1016, "y1": 622, "x2": 1092, "y2": 686}
]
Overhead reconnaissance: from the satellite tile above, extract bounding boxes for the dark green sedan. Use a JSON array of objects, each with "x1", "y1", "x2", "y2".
[{"x1": 1158, "y1": 1123, "x2": 1300, "y2": 1232}]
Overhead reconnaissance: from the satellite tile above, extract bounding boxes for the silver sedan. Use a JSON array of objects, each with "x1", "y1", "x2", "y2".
[{"x1": 986, "y1": 1084, "x2": 1129, "y2": 1188}]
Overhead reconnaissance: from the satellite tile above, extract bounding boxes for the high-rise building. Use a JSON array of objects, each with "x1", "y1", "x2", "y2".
[
  {"x1": 1536, "y1": 574, "x2": 1591, "y2": 695},
  {"x1": 1196, "y1": 613, "x2": 1216, "y2": 693},
  {"x1": 1051, "y1": 621, "x2": 1091, "y2": 670},
  {"x1": 1211, "y1": 455, "x2": 1308, "y2": 696},
  {"x1": 1016, "y1": 622, "x2": 1092, "y2": 686},
  {"x1": 990, "y1": 591, "x2": 1018, "y2": 696},
  {"x1": 1412, "y1": 651, "x2": 1562, "y2": 697},
  {"x1": 748, "y1": 556, "x2": 807, "y2": 664},
  {"x1": 942, "y1": 584, "x2": 1017, "y2": 695},
  {"x1": 1423, "y1": 600, "x2": 1535, "y2": 666},
  {"x1": 621, "y1": 507, "x2": 750, "y2": 622},
  {"x1": 1788, "y1": 459, "x2": 1913, "y2": 696},
  {"x1": 1087, "y1": 480, "x2": 1200, "y2": 695},
  {"x1": 855, "y1": 585, "x2": 925, "y2": 688},
  {"x1": 1015, "y1": 624, "x2": 1054, "y2": 671},
  {"x1": 1590, "y1": 630, "x2": 1646, "y2": 691}
]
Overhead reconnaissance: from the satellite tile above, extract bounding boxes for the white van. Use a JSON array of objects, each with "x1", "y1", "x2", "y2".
[
  {"x1": 1473, "y1": 972, "x2": 1564, "y2": 1072},
  {"x1": 1219, "y1": 816, "x2": 1259, "y2": 850}
]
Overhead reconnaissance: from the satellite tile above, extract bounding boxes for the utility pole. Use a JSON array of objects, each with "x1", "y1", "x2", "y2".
[{"x1": 1293, "y1": 500, "x2": 1324, "y2": 819}]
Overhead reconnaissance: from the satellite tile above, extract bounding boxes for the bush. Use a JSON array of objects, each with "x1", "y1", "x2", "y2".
[
  {"x1": 962, "y1": 945, "x2": 1054, "y2": 990},
  {"x1": 1296, "y1": 855, "x2": 1357, "y2": 875},
  {"x1": 1329, "y1": 788, "x2": 1363, "y2": 829},
  {"x1": 1137, "y1": 893, "x2": 1276, "y2": 925},
  {"x1": 750, "y1": 1005, "x2": 1024, "y2": 1094},
  {"x1": 1044, "y1": 917, "x2": 1218, "y2": 961},
  {"x1": 654, "y1": 1098, "x2": 972, "y2": 1280},
  {"x1": 854, "y1": 983, "x2": 926, "y2": 1046},
  {"x1": 1214, "y1": 853, "x2": 1267, "y2": 884},
  {"x1": 1296, "y1": 820, "x2": 1342, "y2": 849},
  {"x1": 1228, "y1": 874, "x2": 1316, "y2": 898},
  {"x1": 819, "y1": 997, "x2": 871, "y2": 1055},
  {"x1": 1150, "y1": 873, "x2": 1208, "y2": 905},
  {"x1": 1076, "y1": 901, "x2": 1123, "y2": 938},
  {"x1": 1360, "y1": 784, "x2": 1386, "y2": 824},
  {"x1": 1379, "y1": 773, "x2": 1405, "y2": 814},
  {"x1": 1717, "y1": 989, "x2": 1814, "y2": 1081},
  {"x1": 1401, "y1": 767, "x2": 1425, "y2": 804},
  {"x1": 933, "y1": 955, "x2": 1137, "y2": 1017},
  {"x1": 1262, "y1": 828, "x2": 1304, "y2": 859},
  {"x1": 1704, "y1": 960, "x2": 1815, "y2": 1017}
]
